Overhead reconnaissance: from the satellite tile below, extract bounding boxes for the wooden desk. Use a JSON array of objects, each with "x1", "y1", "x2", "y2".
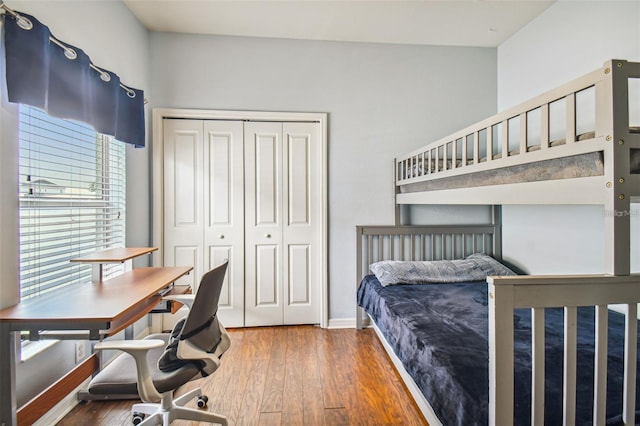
[{"x1": 0, "y1": 266, "x2": 192, "y2": 426}]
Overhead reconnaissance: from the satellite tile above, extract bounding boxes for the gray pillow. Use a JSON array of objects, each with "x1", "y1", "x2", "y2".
[{"x1": 370, "y1": 253, "x2": 516, "y2": 286}]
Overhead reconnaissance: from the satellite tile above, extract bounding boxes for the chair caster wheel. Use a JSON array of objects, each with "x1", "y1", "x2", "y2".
[
  {"x1": 197, "y1": 395, "x2": 208, "y2": 408},
  {"x1": 132, "y1": 413, "x2": 145, "y2": 425}
]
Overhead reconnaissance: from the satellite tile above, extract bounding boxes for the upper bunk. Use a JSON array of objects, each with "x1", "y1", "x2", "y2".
[{"x1": 395, "y1": 59, "x2": 640, "y2": 207}]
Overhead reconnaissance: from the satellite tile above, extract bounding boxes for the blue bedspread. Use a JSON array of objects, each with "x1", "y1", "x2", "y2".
[{"x1": 357, "y1": 274, "x2": 640, "y2": 426}]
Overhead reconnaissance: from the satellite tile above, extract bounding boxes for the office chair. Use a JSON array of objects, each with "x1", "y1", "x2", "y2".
[{"x1": 87, "y1": 261, "x2": 231, "y2": 425}]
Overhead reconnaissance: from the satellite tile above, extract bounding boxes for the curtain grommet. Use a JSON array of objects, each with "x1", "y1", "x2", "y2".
[
  {"x1": 64, "y1": 47, "x2": 77, "y2": 60},
  {"x1": 17, "y1": 16, "x2": 32, "y2": 30},
  {"x1": 122, "y1": 87, "x2": 136, "y2": 98}
]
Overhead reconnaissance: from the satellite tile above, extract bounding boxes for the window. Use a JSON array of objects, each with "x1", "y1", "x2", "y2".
[{"x1": 18, "y1": 105, "x2": 126, "y2": 299}]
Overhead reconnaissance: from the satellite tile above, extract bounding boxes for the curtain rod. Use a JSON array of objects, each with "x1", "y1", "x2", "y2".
[{"x1": 0, "y1": 1, "x2": 149, "y2": 105}]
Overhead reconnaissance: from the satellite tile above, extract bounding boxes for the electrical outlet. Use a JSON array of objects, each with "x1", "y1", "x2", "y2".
[{"x1": 75, "y1": 342, "x2": 85, "y2": 363}]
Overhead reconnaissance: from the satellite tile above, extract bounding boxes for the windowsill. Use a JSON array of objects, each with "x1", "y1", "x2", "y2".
[{"x1": 21, "y1": 339, "x2": 59, "y2": 363}]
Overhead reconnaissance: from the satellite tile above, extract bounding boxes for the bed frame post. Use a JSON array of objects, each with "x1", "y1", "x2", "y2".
[
  {"x1": 492, "y1": 206, "x2": 502, "y2": 261},
  {"x1": 356, "y1": 226, "x2": 366, "y2": 329},
  {"x1": 394, "y1": 159, "x2": 404, "y2": 226},
  {"x1": 601, "y1": 60, "x2": 632, "y2": 275},
  {"x1": 488, "y1": 278, "x2": 514, "y2": 426}
]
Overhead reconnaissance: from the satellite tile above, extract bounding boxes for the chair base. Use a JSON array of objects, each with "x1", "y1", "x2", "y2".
[{"x1": 133, "y1": 388, "x2": 227, "y2": 426}]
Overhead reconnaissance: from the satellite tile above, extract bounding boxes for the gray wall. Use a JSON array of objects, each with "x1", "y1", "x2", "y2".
[
  {"x1": 497, "y1": 0, "x2": 640, "y2": 274},
  {"x1": 148, "y1": 33, "x2": 497, "y2": 320},
  {"x1": 0, "y1": 0, "x2": 151, "y2": 406}
]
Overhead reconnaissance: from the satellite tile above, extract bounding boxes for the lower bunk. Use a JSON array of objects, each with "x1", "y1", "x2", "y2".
[{"x1": 355, "y1": 225, "x2": 640, "y2": 426}]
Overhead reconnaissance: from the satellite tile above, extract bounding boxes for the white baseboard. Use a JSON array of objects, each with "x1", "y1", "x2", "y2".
[{"x1": 327, "y1": 318, "x2": 356, "y2": 328}]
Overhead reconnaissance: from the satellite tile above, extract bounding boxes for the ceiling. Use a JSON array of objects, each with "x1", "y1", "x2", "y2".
[{"x1": 123, "y1": 0, "x2": 555, "y2": 48}]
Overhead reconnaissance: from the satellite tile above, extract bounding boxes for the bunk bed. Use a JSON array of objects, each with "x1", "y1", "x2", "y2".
[{"x1": 356, "y1": 59, "x2": 640, "y2": 425}]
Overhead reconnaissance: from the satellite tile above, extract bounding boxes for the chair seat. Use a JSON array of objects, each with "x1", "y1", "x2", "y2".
[{"x1": 88, "y1": 334, "x2": 203, "y2": 395}]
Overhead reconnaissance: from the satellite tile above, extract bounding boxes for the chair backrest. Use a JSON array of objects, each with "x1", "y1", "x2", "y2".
[{"x1": 179, "y1": 260, "x2": 228, "y2": 354}]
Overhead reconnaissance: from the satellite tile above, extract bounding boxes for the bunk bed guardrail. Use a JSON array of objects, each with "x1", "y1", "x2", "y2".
[
  {"x1": 395, "y1": 59, "x2": 640, "y2": 206},
  {"x1": 489, "y1": 274, "x2": 640, "y2": 426}
]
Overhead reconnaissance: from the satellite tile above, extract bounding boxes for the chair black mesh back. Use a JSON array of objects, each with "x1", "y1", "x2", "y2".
[{"x1": 179, "y1": 261, "x2": 228, "y2": 354}]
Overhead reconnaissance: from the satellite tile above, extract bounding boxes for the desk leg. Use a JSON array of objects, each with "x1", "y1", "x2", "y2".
[
  {"x1": 91, "y1": 264, "x2": 103, "y2": 283},
  {"x1": 0, "y1": 323, "x2": 18, "y2": 426}
]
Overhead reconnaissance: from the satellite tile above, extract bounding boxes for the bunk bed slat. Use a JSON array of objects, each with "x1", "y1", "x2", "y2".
[
  {"x1": 486, "y1": 126, "x2": 494, "y2": 163},
  {"x1": 390, "y1": 234, "x2": 395, "y2": 259},
  {"x1": 565, "y1": 93, "x2": 576, "y2": 144},
  {"x1": 563, "y1": 306, "x2": 577, "y2": 426},
  {"x1": 540, "y1": 103, "x2": 550, "y2": 149},
  {"x1": 410, "y1": 235, "x2": 415, "y2": 260},
  {"x1": 593, "y1": 304, "x2": 609, "y2": 425},
  {"x1": 519, "y1": 112, "x2": 527, "y2": 156},
  {"x1": 623, "y1": 303, "x2": 637, "y2": 424},
  {"x1": 473, "y1": 131, "x2": 480, "y2": 164},
  {"x1": 450, "y1": 141, "x2": 456, "y2": 170},
  {"x1": 531, "y1": 307, "x2": 545, "y2": 426}
]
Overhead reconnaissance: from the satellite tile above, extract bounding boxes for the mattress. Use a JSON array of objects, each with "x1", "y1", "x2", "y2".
[
  {"x1": 401, "y1": 152, "x2": 605, "y2": 193},
  {"x1": 357, "y1": 275, "x2": 640, "y2": 426},
  {"x1": 401, "y1": 128, "x2": 640, "y2": 192}
]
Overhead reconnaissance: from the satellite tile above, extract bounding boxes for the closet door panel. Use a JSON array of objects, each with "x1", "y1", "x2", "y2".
[
  {"x1": 283, "y1": 123, "x2": 321, "y2": 324},
  {"x1": 288, "y1": 134, "x2": 311, "y2": 226},
  {"x1": 203, "y1": 121, "x2": 244, "y2": 327},
  {"x1": 255, "y1": 245, "x2": 279, "y2": 305},
  {"x1": 163, "y1": 119, "x2": 204, "y2": 289},
  {"x1": 254, "y1": 133, "x2": 280, "y2": 226},
  {"x1": 245, "y1": 122, "x2": 284, "y2": 326},
  {"x1": 173, "y1": 140, "x2": 199, "y2": 225},
  {"x1": 288, "y1": 244, "x2": 311, "y2": 304},
  {"x1": 246, "y1": 242, "x2": 281, "y2": 326},
  {"x1": 209, "y1": 134, "x2": 232, "y2": 225}
]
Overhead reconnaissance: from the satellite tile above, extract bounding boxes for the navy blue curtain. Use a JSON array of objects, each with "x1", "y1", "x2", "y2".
[{"x1": 3, "y1": 11, "x2": 145, "y2": 147}]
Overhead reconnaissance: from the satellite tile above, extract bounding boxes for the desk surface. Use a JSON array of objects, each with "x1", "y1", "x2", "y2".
[
  {"x1": 69, "y1": 247, "x2": 158, "y2": 263},
  {"x1": 0, "y1": 266, "x2": 192, "y2": 335}
]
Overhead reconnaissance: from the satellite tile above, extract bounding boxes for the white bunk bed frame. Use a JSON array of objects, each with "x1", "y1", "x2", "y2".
[
  {"x1": 396, "y1": 59, "x2": 639, "y2": 276},
  {"x1": 357, "y1": 59, "x2": 640, "y2": 425}
]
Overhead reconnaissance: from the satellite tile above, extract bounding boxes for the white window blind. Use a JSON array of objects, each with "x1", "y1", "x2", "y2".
[{"x1": 19, "y1": 106, "x2": 126, "y2": 299}]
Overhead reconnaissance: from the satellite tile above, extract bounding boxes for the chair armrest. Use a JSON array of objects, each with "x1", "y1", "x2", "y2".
[
  {"x1": 94, "y1": 339, "x2": 165, "y2": 402},
  {"x1": 163, "y1": 294, "x2": 196, "y2": 310}
]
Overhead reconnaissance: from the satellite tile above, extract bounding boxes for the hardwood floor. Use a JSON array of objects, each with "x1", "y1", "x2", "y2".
[{"x1": 58, "y1": 326, "x2": 427, "y2": 426}]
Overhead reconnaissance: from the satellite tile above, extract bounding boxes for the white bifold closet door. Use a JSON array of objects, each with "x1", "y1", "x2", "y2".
[
  {"x1": 163, "y1": 118, "x2": 321, "y2": 327},
  {"x1": 163, "y1": 119, "x2": 245, "y2": 328},
  {"x1": 244, "y1": 122, "x2": 321, "y2": 326}
]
